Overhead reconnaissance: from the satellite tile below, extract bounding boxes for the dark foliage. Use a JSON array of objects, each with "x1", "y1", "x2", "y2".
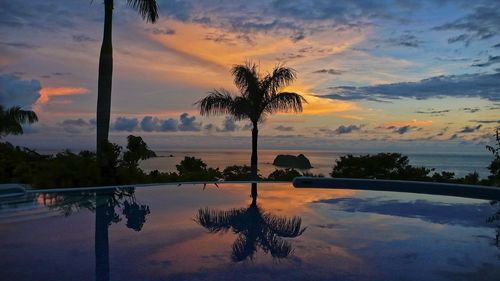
[
  {"x1": 267, "y1": 168, "x2": 302, "y2": 181},
  {"x1": 330, "y1": 153, "x2": 432, "y2": 181},
  {"x1": 222, "y1": 165, "x2": 257, "y2": 181}
]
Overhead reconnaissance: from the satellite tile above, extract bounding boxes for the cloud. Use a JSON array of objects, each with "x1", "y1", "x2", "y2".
[
  {"x1": 322, "y1": 72, "x2": 500, "y2": 102},
  {"x1": 178, "y1": 113, "x2": 201, "y2": 131},
  {"x1": 461, "y1": 107, "x2": 480, "y2": 113},
  {"x1": 394, "y1": 125, "x2": 411, "y2": 135},
  {"x1": 146, "y1": 27, "x2": 176, "y2": 35},
  {"x1": 433, "y1": 3, "x2": 500, "y2": 45},
  {"x1": 274, "y1": 125, "x2": 294, "y2": 132},
  {"x1": 113, "y1": 117, "x2": 139, "y2": 132},
  {"x1": 472, "y1": 56, "x2": 500, "y2": 67},
  {"x1": 0, "y1": 74, "x2": 41, "y2": 108},
  {"x1": 469, "y1": 119, "x2": 500, "y2": 124},
  {"x1": 334, "y1": 124, "x2": 362, "y2": 134},
  {"x1": 38, "y1": 87, "x2": 89, "y2": 103},
  {"x1": 0, "y1": 41, "x2": 39, "y2": 49},
  {"x1": 60, "y1": 118, "x2": 95, "y2": 134},
  {"x1": 383, "y1": 33, "x2": 423, "y2": 48},
  {"x1": 414, "y1": 109, "x2": 450, "y2": 115},
  {"x1": 312, "y1": 69, "x2": 344, "y2": 75},
  {"x1": 160, "y1": 118, "x2": 179, "y2": 132},
  {"x1": 140, "y1": 116, "x2": 161, "y2": 132},
  {"x1": 458, "y1": 124, "x2": 482, "y2": 133},
  {"x1": 72, "y1": 34, "x2": 97, "y2": 43},
  {"x1": 218, "y1": 117, "x2": 237, "y2": 132}
]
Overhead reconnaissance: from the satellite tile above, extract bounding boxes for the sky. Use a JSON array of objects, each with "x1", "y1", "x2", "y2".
[{"x1": 0, "y1": 0, "x2": 499, "y2": 153}]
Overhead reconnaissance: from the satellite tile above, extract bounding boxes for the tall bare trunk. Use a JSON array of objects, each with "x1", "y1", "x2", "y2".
[
  {"x1": 95, "y1": 194, "x2": 110, "y2": 281},
  {"x1": 96, "y1": 0, "x2": 113, "y2": 169},
  {"x1": 251, "y1": 122, "x2": 258, "y2": 179}
]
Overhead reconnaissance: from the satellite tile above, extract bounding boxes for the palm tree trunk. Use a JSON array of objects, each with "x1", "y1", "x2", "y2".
[
  {"x1": 251, "y1": 122, "x2": 259, "y2": 179},
  {"x1": 95, "y1": 195, "x2": 110, "y2": 281},
  {"x1": 96, "y1": 0, "x2": 114, "y2": 170}
]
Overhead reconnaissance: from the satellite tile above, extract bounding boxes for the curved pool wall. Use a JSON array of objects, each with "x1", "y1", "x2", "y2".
[
  {"x1": 293, "y1": 177, "x2": 500, "y2": 200},
  {"x1": 1, "y1": 181, "x2": 499, "y2": 281}
]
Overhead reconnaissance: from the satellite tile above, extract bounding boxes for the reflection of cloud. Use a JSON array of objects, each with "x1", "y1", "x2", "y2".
[{"x1": 314, "y1": 197, "x2": 494, "y2": 227}]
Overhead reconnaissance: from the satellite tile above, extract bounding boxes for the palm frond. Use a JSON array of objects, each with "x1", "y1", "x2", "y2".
[
  {"x1": 6, "y1": 106, "x2": 38, "y2": 123},
  {"x1": 231, "y1": 234, "x2": 257, "y2": 262},
  {"x1": 195, "y1": 89, "x2": 235, "y2": 116},
  {"x1": 195, "y1": 207, "x2": 243, "y2": 233},
  {"x1": 231, "y1": 96, "x2": 253, "y2": 121},
  {"x1": 261, "y1": 65, "x2": 297, "y2": 96},
  {"x1": 231, "y1": 62, "x2": 260, "y2": 96},
  {"x1": 264, "y1": 92, "x2": 307, "y2": 114},
  {"x1": 126, "y1": 0, "x2": 159, "y2": 23},
  {"x1": 264, "y1": 214, "x2": 306, "y2": 237}
]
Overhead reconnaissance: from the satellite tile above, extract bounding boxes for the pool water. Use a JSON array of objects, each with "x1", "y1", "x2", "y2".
[{"x1": 1, "y1": 182, "x2": 499, "y2": 281}]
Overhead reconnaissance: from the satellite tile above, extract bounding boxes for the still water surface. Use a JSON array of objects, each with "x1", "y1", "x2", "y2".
[{"x1": 1, "y1": 182, "x2": 499, "y2": 280}]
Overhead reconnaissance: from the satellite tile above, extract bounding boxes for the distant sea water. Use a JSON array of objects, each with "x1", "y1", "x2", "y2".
[{"x1": 140, "y1": 149, "x2": 493, "y2": 178}]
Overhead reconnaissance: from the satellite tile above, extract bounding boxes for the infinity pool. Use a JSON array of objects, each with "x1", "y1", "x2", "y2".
[{"x1": 1, "y1": 182, "x2": 499, "y2": 280}]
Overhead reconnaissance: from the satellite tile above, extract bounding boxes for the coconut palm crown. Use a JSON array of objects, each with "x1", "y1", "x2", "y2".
[
  {"x1": 0, "y1": 105, "x2": 38, "y2": 137},
  {"x1": 195, "y1": 62, "x2": 307, "y2": 180}
]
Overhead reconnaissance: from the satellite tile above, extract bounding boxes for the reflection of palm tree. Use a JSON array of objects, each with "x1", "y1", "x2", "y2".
[
  {"x1": 196, "y1": 62, "x2": 306, "y2": 180},
  {"x1": 96, "y1": 0, "x2": 158, "y2": 166},
  {"x1": 195, "y1": 184, "x2": 306, "y2": 262},
  {"x1": 0, "y1": 105, "x2": 38, "y2": 137},
  {"x1": 42, "y1": 188, "x2": 150, "y2": 281}
]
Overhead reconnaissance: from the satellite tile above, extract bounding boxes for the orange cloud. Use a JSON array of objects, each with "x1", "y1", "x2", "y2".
[
  {"x1": 384, "y1": 119, "x2": 433, "y2": 127},
  {"x1": 38, "y1": 87, "x2": 89, "y2": 104}
]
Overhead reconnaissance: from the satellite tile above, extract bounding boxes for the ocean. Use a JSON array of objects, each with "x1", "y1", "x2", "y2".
[{"x1": 140, "y1": 149, "x2": 493, "y2": 179}]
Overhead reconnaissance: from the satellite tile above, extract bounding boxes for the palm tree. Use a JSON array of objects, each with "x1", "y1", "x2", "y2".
[
  {"x1": 96, "y1": 0, "x2": 159, "y2": 167},
  {"x1": 195, "y1": 62, "x2": 307, "y2": 182},
  {"x1": 0, "y1": 105, "x2": 38, "y2": 137},
  {"x1": 195, "y1": 184, "x2": 306, "y2": 262}
]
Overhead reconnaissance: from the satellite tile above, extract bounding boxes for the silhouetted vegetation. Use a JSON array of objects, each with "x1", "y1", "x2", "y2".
[
  {"x1": 487, "y1": 126, "x2": 500, "y2": 187},
  {"x1": 196, "y1": 62, "x2": 307, "y2": 180},
  {"x1": 222, "y1": 165, "x2": 258, "y2": 180},
  {"x1": 0, "y1": 105, "x2": 38, "y2": 137},
  {"x1": 3, "y1": 127, "x2": 500, "y2": 188},
  {"x1": 268, "y1": 168, "x2": 302, "y2": 181},
  {"x1": 330, "y1": 152, "x2": 494, "y2": 185}
]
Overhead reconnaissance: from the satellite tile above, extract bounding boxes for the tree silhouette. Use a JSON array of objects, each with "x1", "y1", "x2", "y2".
[
  {"x1": 96, "y1": 0, "x2": 159, "y2": 173},
  {"x1": 42, "y1": 187, "x2": 150, "y2": 281},
  {"x1": 195, "y1": 184, "x2": 306, "y2": 262},
  {"x1": 195, "y1": 62, "x2": 306, "y2": 181},
  {"x1": 0, "y1": 105, "x2": 38, "y2": 137}
]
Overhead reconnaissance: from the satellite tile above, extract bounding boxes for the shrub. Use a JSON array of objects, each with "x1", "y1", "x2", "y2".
[{"x1": 267, "y1": 168, "x2": 302, "y2": 181}]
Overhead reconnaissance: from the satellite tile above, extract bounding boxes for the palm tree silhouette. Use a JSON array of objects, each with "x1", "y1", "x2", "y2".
[
  {"x1": 195, "y1": 184, "x2": 306, "y2": 262},
  {"x1": 96, "y1": 0, "x2": 158, "y2": 168},
  {"x1": 0, "y1": 105, "x2": 38, "y2": 137},
  {"x1": 42, "y1": 188, "x2": 150, "y2": 281},
  {"x1": 195, "y1": 62, "x2": 307, "y2": 181}
]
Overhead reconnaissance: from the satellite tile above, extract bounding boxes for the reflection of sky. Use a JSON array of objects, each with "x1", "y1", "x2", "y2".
[
  {"x1": 0, "y1": 183, "x2": 499, "y2": 280},
  {"x1": 1, "y1": 1, "x2": 499, "y2": 151}
]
